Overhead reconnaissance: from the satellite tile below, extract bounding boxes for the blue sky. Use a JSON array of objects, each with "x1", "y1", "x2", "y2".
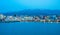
[{"x1": 0, "y1": 0, "x2": 60, "y2": 13}]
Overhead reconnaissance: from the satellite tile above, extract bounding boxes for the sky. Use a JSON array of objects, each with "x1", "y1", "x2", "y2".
[{"x1": 0, "y1": 0, "x2": 60, "y2": 13}]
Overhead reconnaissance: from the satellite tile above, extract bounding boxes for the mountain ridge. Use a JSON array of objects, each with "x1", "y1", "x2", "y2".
[{"x1": 1, "y1": 9, "x2": 60, "y2": 16}]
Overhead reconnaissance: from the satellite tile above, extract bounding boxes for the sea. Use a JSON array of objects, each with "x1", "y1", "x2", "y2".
[{"x1": 0, "y1": 22, "x2": 60, "y2": 35}]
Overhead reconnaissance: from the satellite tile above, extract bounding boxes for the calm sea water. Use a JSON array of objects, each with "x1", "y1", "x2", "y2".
[{"x1": 0, "y1": 22, "x2": 60, "y2": 35}]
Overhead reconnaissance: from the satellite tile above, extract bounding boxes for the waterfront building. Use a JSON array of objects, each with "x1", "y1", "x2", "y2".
[
  {"x1": 24, "y1": 16, "x2": 33, "y2": 20},
  {"x1": 0, "y1": 14, "x2": 6, "y2": 21},
  {"x1": 57, "y1": 16, "x2": 60, "y2": 19},
  {"x1": 5, "y1": 16, "x2": 15, "y2": 21},
  {"x1": 14, "y1": 17, "x2": 22, "y2": 21},
  {"x1": 0, "y1": 14, "x2": 4, "y2": 19},
  {"x1": 19, "y1": 16, "x2": 25, "y2": 21},
  {"x1": 33, "y1": 16, "x2": 40, "y2": 22}
]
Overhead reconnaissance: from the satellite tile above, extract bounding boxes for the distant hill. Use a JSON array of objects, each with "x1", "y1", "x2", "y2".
[{"x1": 2, "y1": 9, "x2": 60, "y2": 16}]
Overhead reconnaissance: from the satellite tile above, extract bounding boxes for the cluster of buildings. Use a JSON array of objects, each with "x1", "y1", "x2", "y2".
[{"x1": 0, "y1": 14, "x2": 60, "y2": 23}]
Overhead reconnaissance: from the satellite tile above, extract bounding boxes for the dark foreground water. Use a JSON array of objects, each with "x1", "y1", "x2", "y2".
[{"x1": 0, "y1": 22, "x2": 60, "y2": 35}]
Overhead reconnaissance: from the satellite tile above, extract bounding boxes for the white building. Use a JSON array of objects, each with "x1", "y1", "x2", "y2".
[
  {"x1": 0, "y1": 14, "x2": 6, "y2": 19},
  {"x1": 24, "y1": 16, "x2": 33, "y2": 21},
  {"x1": 5, "y1": 16, "x2": 14, "y2": 21}
]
